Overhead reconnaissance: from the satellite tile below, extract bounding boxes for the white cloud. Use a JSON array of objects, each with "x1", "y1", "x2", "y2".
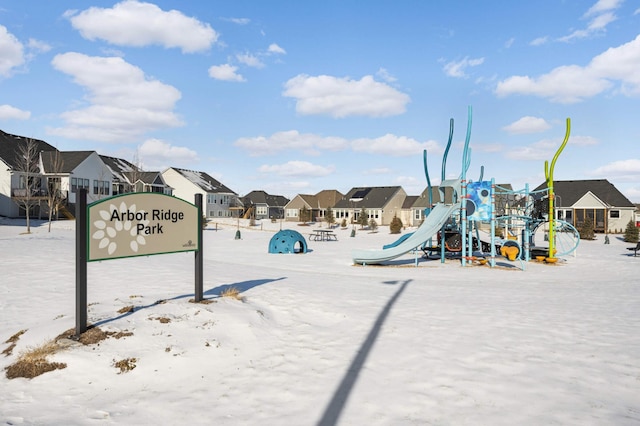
[
  {"x1": 258, "y1": 161, "x2": 334, "y2": 178},
  {"x1": 0, "y1": 104, "x2": 31, "y2": 120},
  {"x1": 49, "y1": 52, "x2": 183, "y2": 142},
  {"x1": 351, "y1": 134, "x2": 441, "y2": 157},
  {"x1": 496, "y1": 34, "x2": 640, "y2": 103},
  {"x1": 67, "y1": 0, "x2": 218, "y2": 53},
  {"x1": 235, "y1": 130, "x2": 440, "y2": 158},
  {"x1": 502, "y1": 116, "x2": 551, "y2": 134},
  {"x1": 236, "y1": 52, "x2": 264, "y2": 68},
  {"x1": 27, "y1": 38, "x2": 51, "y2": 53},
  {"x1": 267, "y1": 43, "x2": 286, "y2": 55},
  {"x1": 505, "y1": 135, "x2": 595, "y2": 161},
  {"x1": 569, "y1": 135, "x2": 599, "y2": 146},
  {"x1": 443, "y1": 56, "x2": 484, "y2": 78},
  {"x1": 590, "y1": 159, "x2": 640, "y2": 181},
  {"x1": 234, "y1": 130, "x2": 349, "y2": 156},
  {"x1": 364, "y1": 167, "x2": 393, "y2": 175},
  {"x1": 225, "y1": 17, "x2": 250, "y2": 25},
  {"x1": 530, "y1": 36, "x2": 549, "y2": 46},
  {"x1": 282, "y1": 74, "x2": 410, "y2": 118},
  {"x1": 376, "y1": 68, "x2": 397, "y2": 83},
  {"x1": 584, "y1": 0, "x2": 622, "y2": 17},
  {"x1": 504, "y1": 38, "x2": 515, "y2": 48},
  {"x1": 138, "y1": 138, "x2": 198, "y2": 167},
  {"x1": 0, "y1": 25, "x2": 25, "y2": 77},
  {"x1": 208, "y1": 64, "x2": 245, "y2": 82},
  {"x1": 558, "y1": 0, "x2": 621, "y2": 42}
]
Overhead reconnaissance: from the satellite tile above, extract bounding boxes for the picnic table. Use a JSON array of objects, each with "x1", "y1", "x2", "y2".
[{"x1": 309, "y1": 229, "x2": 338, "y2": 241}]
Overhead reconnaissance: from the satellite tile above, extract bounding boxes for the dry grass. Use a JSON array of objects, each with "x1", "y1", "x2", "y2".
[
  {"x1": 150, "y1": 316, "x2": 171, "y2": 324},
  {"x1": 5, "y1": 341, "x2": 67, "y2": 379},
  {"x1": 189, "y1": 298, "x2": 216, "y2": 304},
  {"x1": 118, "y1": 305, "x2": 135, "y2": 314},
  {"x1": 2, "y1": 329, "x2": 27, "y2": 357},
  {"x1": 4, "y1": 326, "x2": 133, "y2": 380},
  {"x1": 221, "y1": 286, "x2": 244, "y2": 301},
  {"x1": 113, "y1": 357, "x2": 137, "y2": 374}
]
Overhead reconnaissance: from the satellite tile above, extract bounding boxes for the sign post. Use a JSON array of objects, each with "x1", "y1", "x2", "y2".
[{"x1": 75, "y1": 189, "x2": 88, "y2": 337}]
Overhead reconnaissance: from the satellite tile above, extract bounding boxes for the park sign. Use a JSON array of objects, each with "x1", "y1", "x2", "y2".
[{"x1": 87, "y1": 193, "x2": 200, "y2": 262}]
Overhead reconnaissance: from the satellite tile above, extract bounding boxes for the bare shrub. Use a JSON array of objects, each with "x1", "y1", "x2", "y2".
[{"x1": 221, "y1": 287, "x2": 244, "y2": 301}]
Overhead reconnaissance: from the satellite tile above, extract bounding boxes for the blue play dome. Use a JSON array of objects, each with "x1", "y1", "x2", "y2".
[{"x1": 269, "y1": 230, "x2": 308, "y2": 254}]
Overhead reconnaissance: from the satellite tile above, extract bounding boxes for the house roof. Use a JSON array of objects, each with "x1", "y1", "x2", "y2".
[
  {"x1": 533, "y1": 179, "x2": 634, "y2": 208},
  {"x1": 242, "y1": 190, "x2": 290, "y2": 207},
  {"x1": 402, "y1": 195, "x2": 419, "y2": 209},
  {"x1": 100, "y1": 155, "x2": 139, "y2": 183},
  {"x1": 314, "y1": 189, "x2": 343, "y2": 208},
  {"x1": 55, "y1": 151, "x2": 95, "y2": 173},
  {"x1": 0, "y1": 129, "x2": 57, "y2": 170},
  {"x1": 168, "y1": 167, "x2": 237, "y2": 195},
  {"x1": 334, "y1": 186, "x2": 404, "y2": 209}
]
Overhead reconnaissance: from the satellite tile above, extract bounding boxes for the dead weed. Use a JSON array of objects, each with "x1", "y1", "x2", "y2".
[
  {"x1": 113, "y1": 357, "x2": 137, "y2": 374},
  {"x1": 4, "y1": 326, "x2": 133, "y2": 380}
]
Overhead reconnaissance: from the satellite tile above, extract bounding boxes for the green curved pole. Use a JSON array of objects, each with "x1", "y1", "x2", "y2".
[{"x1": 545, "y1": 118, "x2": 571, "y2": 259}]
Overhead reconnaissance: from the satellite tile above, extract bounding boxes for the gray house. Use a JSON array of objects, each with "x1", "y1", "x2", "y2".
[
  {"x1": 533, "y1": 179, "x2": 635, "y2": 233},
  {"x1": 241, "y1": 190, "x2": 289, "y2": 220}
]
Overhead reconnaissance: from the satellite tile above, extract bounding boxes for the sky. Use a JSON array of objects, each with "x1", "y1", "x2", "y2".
[
  {"x1": 1, "y1": 0, "x2": 640, "y2": 202},
  {"x1": 1, "y1": 217, "x2": 639, "y2": 424}
]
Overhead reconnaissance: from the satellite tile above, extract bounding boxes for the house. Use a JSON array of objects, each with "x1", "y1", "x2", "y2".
[
  {"x1": 1, "y1": 130, "x2": 57, "y2": 218},
  {"x1": 53, "y1": 151, "x2": 115, "y2": 208},
  {"x1": 1, "y1": 130, "x2": 115, "y2": 218},
  {"x1": 100, "y1": 155, "x2": 172, "y2": 196},
  {"x1": 161, "y1": 167, "x2": 240, "y2": 218},
  {"x1": 533, "y1": 179, "x2": 636, "y2": 233},
  {"x1": 283, "y1": 189, "x2": 343, "y2": 222},
  {"x1": 333, "y1": 186, "x2": 407, "y2": 226},
  {"x1": 409, "y1": 184, "x2": 461, "y2": 227},
  {"x1": 241, "y1": 190, "x2": 289, "y2": 220},
  {"x1": 400, "y1": 195, "x2": 419, "y2": 227}
]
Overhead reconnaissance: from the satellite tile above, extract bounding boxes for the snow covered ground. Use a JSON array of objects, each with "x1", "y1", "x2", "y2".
[{"x1": 1, "y1": 217, "x2": 639, "y2": 425}]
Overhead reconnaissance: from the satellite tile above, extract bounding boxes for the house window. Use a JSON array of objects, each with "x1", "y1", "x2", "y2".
[
  {"x1": 610, "y1": 210, "x2": 620, "y2": 218},
  {"x1": 414, "y1": 209, "x2": 422, "y2": 220},
  {"x1": 71, "y1": 177, "x2": 78, "y2": 193}
]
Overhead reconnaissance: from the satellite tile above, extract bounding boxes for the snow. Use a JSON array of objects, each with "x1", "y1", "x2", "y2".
[{"x1": 1, "y1": 217, "x2": 639, "y2": 425}]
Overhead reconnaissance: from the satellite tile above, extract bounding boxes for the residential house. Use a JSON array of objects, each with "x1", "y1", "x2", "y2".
[
  {"x1": 241, "y1": 190, "x2": 289, "y2": 220},
  {"x1": 43, "y1": 151, "x2": 116, "y2": 214},
  {"x1": 100, "y1": 155, "x2": 172, "y2": 196},
  {"x1": 409, "y1": 184, "x2": 460, "y2": 226},
  {"x1": 1, "y1": 129, "x2": 115, "y2": 218},
  {"x1": 161, "y1": 167, "x2": 240, "y2": 218},
  {"x1": 399, "y1": 195, "x2": 419, "y2": 227},
  {"x1": 283, "y1": 189, "x2": 343, "y2": 223},
  {"x1": 333, "y1": 186, "x2": 407, "y2": 226},
  {"x1": 533, "y1": 179, "x2": 636, "y2": 233},
  {"x1": 0, "y1": 130, "x2": 57, "y2": 218}
]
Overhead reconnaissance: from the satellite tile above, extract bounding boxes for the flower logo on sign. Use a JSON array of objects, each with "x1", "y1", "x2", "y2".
[{"x1": 92, "y1": 201, "x2": 149, "y2": 255}]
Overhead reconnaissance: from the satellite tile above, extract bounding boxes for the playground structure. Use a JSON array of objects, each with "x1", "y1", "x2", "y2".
[
  {"x1": 351, "y1": 107, "x2": 580, "y2": 268},
  {"x1": 269, "y1": 229, "x2": 308, "y2": 254}
]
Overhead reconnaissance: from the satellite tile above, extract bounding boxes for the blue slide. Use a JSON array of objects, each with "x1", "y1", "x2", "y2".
[{"x1": 352, "y1": 203, "x2": 461, "y2": 265}]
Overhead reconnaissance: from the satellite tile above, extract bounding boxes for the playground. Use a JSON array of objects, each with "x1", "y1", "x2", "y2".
[{"x1": 352, "y1": 107, "x2": 580, "y2": 269}]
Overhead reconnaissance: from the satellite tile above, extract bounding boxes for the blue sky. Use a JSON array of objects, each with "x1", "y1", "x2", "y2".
[{"x1": 1, "y1": 1, "x2": 639, "y2": 202}]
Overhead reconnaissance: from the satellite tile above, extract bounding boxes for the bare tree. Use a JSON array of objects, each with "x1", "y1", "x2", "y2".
[
  {"x1": 13, "y1": 138, "x2": 41, "y2": 233},
  {"x1": 44, "y1": 150, "x2": 65, "y2": 232}
]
